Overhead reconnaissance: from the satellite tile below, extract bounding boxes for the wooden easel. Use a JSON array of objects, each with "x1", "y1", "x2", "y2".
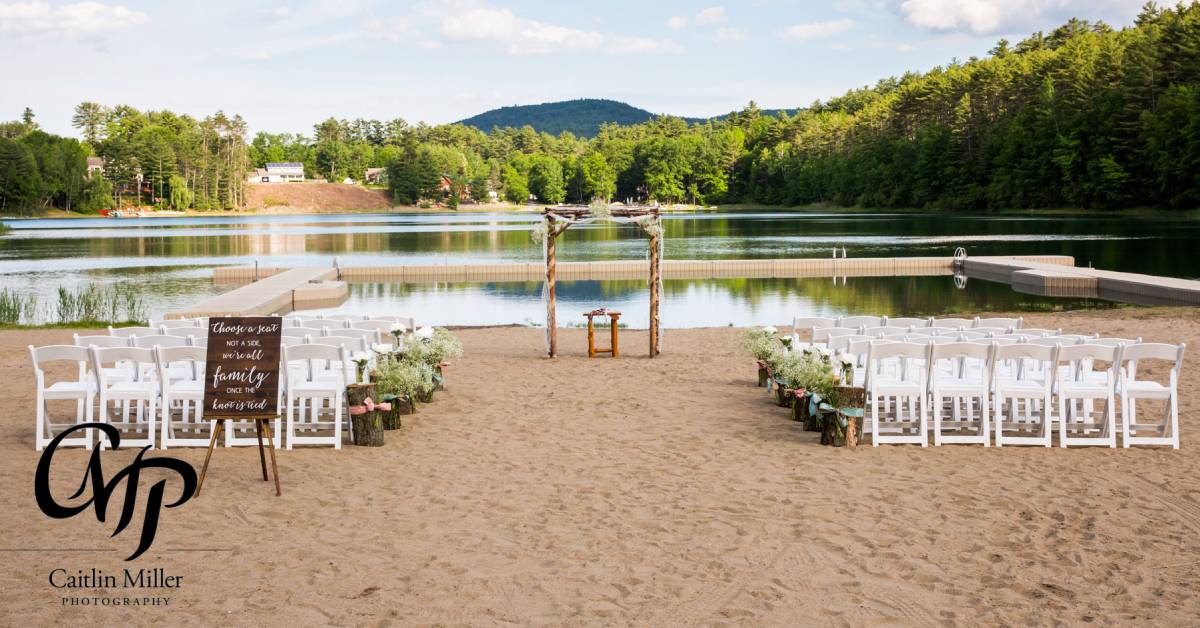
[
  {"x1": 585, "y1": 309, "x2": 621, "y2": 357},
  {"x1": 196, "y1": 417, "x2": 281, "y2": 496}
]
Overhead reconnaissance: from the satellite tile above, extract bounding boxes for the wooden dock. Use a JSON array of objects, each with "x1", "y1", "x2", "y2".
[
  {"x1": 185, "y1": 254, "x2": 1200, "y2": 318},
  {"x1": 213, "y1": 255, "x2": 1072, "y2": 284},
  {"x1": 963, "y1": 257, "x2": 1200, "y2": 305},
  {"x1": 170, "y1": 267, "x2": 338, "y2": 318}
]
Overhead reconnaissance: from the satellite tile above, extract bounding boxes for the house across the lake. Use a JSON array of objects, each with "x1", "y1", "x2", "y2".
[
  {"x1": 86, "y1": 156, "x2": 104, "y2": 177},
  {"x1": 364, "y1": 167, "x2": 386, "y2": 185},
  {"x1": 248, "y1": 162, "x2": 306, "y2": 183}
]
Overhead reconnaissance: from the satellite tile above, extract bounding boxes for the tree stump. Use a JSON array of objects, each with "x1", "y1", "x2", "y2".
[
  {"x1": 346, "y1": 383, "x2": 385, "y2": 447},
  {"x1": 774, "y1": 381, "x2": 792, "y2": 407},
  {"x1": 756, "y1": 360, "x2": 769, "y2": 387},
  {"x1": 790, "y1": 389, "x2": 806, "y2": 422},
  {"x1": 417, "y1": 388, "x2": 434, "y2": 403},
  {"x1": 820, "y1": 386, "x2": 866, "y2": 447},
  {"x1": 434, "y1": 363, "x2": 448, "y2": 391}
]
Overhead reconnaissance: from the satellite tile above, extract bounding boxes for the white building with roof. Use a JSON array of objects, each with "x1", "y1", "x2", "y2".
[{"x1": 248, "y1": 162, "x2": 306, "y2": 183}]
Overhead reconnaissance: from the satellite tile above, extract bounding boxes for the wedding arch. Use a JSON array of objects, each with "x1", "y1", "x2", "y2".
[{"x1": 533, "y1": 204, "x2": 663, "y2": 358}]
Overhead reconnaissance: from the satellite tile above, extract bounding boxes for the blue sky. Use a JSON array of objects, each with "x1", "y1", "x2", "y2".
[{"x1": 0, "y1": 0, "x2": 1152, "y2": 136}]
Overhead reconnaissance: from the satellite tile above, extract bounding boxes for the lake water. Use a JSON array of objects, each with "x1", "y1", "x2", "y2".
[{"x1": 2, "y1": 210, "x2": 1197, "y2": 326}]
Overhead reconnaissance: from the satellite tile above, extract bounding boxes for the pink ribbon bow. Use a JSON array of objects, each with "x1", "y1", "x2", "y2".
[{"x1": 349, "y1": 397, "x2": 391, "y2": 415}]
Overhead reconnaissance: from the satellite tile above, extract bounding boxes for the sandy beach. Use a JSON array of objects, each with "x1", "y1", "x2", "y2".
[{"x1": 2, "y1": 307, "x2": 1198, "y2": 626}]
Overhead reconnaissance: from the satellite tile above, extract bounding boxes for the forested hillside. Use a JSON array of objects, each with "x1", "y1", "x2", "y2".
[
  {"x1": 459, "y1": 99, "x2": 655, "y2": 137},
  {"x1": 2, "y1": 2, "x2": 1198, "y2": 214}
]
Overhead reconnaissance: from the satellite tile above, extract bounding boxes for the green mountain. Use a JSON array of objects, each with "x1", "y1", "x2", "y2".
[
  {"x1": 458, "y1": 99, "x2": 655, "y2": 137},
  {"x1": 458, "y1": 98, "x2": 800, "y2": 136}
]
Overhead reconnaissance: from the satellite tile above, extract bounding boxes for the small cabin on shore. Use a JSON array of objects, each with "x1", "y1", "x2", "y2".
[{"x1": 248, "y1": 162, "x2": 306, "y2": 184}]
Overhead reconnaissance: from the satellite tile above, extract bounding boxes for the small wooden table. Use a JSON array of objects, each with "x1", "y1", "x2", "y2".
[{"x1": 584, "y1": 309, "x2": 621, "y2": 357}]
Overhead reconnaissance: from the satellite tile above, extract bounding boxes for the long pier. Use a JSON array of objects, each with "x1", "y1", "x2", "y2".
[{"x1": 174, "y1": 254, "x2": 1200, "y2": 318}]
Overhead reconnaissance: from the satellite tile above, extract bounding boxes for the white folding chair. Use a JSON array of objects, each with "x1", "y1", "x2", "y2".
[
  {"x1": 888, "y1": 317, "x2": 929, "y2": 328},
  {"x1": 370, "y1": 315, "x2": 417, "y2": 332},
  {"x1": 188, "y1": 335, "x2": 207, "y2": 348},
  {"x1": 30, "y1": 345, "x2": 94, "y2": 450},
  {"x1": 90, "y1": 346, "x2": 159, "y2": 449},
  {"x1": 282, "y1": 328, "x2": 314, "y2": 338},
  {"x1": 155, "y1": 346, "x2": 215, "y2": 449},
  {"x1": 1019, "y1": 328, "x2": 1061, "y2": 338},
  {"x1": 74, "y1": 334, "x2": 130, "y2": 348},
  {"x1": 323, "y1": 335, "x2": 370, "y2": 383},
  {"x1": 1120, "y1": 343, "x2": 1185, "y2": 449},
  {"x1": 927, "y1": 342, "x2": 992, "y2": 446},
  {"x1": 977, "y1": 317, "x2": 1023, "y2": 330},
  {"x1": 840, "y1": 315, "x2": 884, "y2": 329},
  {"x1": 1056, "y1": 344, "x2": 1120, "y2": 448},
  {"x1": 283, "y1": 344, "x2": 346, "y2": 449},
  {"x1": 993, "y1": 343, "x2": 1058, "y2": 447},
  {"x1": 162, "y1": 327, "x2": 200, "y2": 339},
  {"x1": 131, "y1": 334, "x2": 190, "y2": 349},
  {"x1": 154, "y1": 319, "x2": 201, "y2": 330},
  {"x1": 109, "y1": 325, "x2": 158, "y2": 338},
  {"x1": 819, "y1": 327, "x2": 862, "y2": 345},
  {"x1": 792, "y1": 316, "x2": 836, "y2": 339},
  {"x1": 323, "y1": 314, "x2": 366, "y2": 323},
  {"x1": 930, "y1": 317, "x2": 976, "y2": 330},
  {"x1": 866, "y1": 342, "x2": 929, "y2": 447}
]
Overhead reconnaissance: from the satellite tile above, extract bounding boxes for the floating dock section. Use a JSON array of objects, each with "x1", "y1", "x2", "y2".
[
  {"x1": 187, "y1": 254, "x2": 1200, "y2": 317},
  {"x1": 171, "y1": 267, "x2": 339, "y2": 318}
]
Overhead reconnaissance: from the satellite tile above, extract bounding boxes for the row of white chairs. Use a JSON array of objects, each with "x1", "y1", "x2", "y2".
[
  {"x1": 31, "y1": 340, "x2": 368, "y2": 452},
  {"x1": 838, "y1": 339, "x2": 1185, "y2": 448},
  {"x1": 794, "y1": 315, "x2": 1025, "y2": 336}
]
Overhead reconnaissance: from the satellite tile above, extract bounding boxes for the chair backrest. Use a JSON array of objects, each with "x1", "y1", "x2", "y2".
[
  {"x1": 1120, "y1": 342, "x2": 1185, "y2": 369},
  {"x1": 793, "y1": 316, "x2": 836, "y2": 335},
  {"x1": 283, "y1": 343, "x2": 344, "y2": 363},
  {"x1": 323, "y1": 314, "x2": 366, "y2": 322},
  {"x1": 154, "y1": 319, "x2": 200, "y2": 329},
  {"x1": 956, "y1": 330, "x2": 989, "y2": 340},
  {"x1": 1018, "y1": 328, "x2": 1061, "y2": 337},
  {"x1": 928, "y1": 342, "x2": 993, "y2": 385},
  {"x1": 887, "y1": 317, "x2": 929, "y2": 328},
  {"x1": 1056, "y1": 333, "x2": 1099, "y2": 343},
  {"x1": 865, "y1": 341, "x2": 927, "y2": 388},
  {"x1": 369, "y1": 315, "x2": 417, "y2": 331},
  {"x1": 977, "y1": 317, "x2": 1023, "y2": 330},
  {"x1": 335, "y1": 328, "x2": 380, "y2": 344},
  {"x1": 30, "y1": 344, "x2": 91, "y2": 370},
  {"x1": 839, "y1": 315, "x2": 884, "y2": 328},
  {"x1": 161, "y1": 327, "x2": 200, "y2": 338},
  {"x1": 905, "y1": 327, "x2": 939, "y2": 337},
  {"x1": 280, "y1": 336, "x2": 308, "y2": 347},
  {"x1": 1057, "y1": 343, "x2": 1119, "y2": 364},
  {"x1": 155, "y1": 345, "x2": 205, "y2": 382},
  {"x1": 862, "y1": 326, "x2": 906, "y2": 337},
  {"x1": 282, "y1": 328, "x2": 313, "y2": 338},
  {"x1": 829, "y1": 334, "x2": 871, "y2": 352},
  {"x1": 930, "y1": 317, "x2": 976, "y2": 329},
  {"x1": 322, "y1": 335, "x2": 368, "y2": 354},
  {"x1": 994, "y1": 343, "x2": 1058, "y2": 387},
  {"x1": 74, "y1": 334, "x2": 129, "y2": 348},
  {"x1": 994, "y1": 342, "x2": 1057, "y2": 367},
  {"x1": 824, "y1": 328, "x2": 861, "y2": 341},
  {"x1": 131, "y1": 334, "x2": 190, "y2": 349},
  {"x1": 188, "y1": 335, "x2": 207, "y2": 348},
  {"x1": 1092, "y1": 337, "x2": 1141, "y2": 347},
  {"x1": 90, "y1": 346, "x2": 156, "y2": 384},
  {"x1": 294, "y1": 326, "x2": 330, "y2": 337},
  {"x1": 353, "y1": 320, "x2": 397, "y2": 335},
  {"x1": 109, "y1": 325, "x2": 158, "y2": 338}
]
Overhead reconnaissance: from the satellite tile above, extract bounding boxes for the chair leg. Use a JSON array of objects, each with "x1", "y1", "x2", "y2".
[
  {"x1": 286, "y1": 392, "x2": 295, "y2": 450},
  {"x1": 1058, "y1": 394, "x2": 1068, "y2": 448},
  {"x1": 981, "y1": 393, "x2": 990, "y2": 447},
  {"x1": 1124, "y1": 396, "x2": 1136, "y2": 448},
  {"x1": 160, "y1": 394, "x2": 171, "y2": 450},
  {"x1": 871, "y1": 394, "x2": 880, "y2": 447},
  {"x1": 932, "y1": 391, "x2": 942, "y2": 446},
  {"x1": 35, "y1": 392, "x2": 46, "y2": 451},
  {"x1": 1170, "y1": 391, "x2": 1180, "y2": 449},
  {"x1": 334, "y1": 393, "x2": 343, "y2": 450},
  {"x1": 918, "y1": 394, "x2": 928, "y2": 447}
]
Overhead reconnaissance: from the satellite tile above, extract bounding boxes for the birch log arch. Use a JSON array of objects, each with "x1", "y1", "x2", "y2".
[{"x1": 533, "y1": 203, "x2": 663, "y2": 358}]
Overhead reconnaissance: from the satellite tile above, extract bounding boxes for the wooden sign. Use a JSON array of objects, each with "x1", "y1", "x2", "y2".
[
  {"x1": 203, "y1": 316, "x2": 282, "y2": 419},
  {"x1": 198, "y1": 316, "x2": 283, "y2": 496}
]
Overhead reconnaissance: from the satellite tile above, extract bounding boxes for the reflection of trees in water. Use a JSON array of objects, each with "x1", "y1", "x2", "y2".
[
  {"x1": 346, "y1": 276, "x2": 1116, "y2": 317},
  {"x1": 7, "y1": 211, "x2": 1199, "y2": 278}
]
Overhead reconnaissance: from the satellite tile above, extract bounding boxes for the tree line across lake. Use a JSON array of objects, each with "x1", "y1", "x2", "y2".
[{"x1": 1, "y1": 2, "x2": 1198, "y2": 215}]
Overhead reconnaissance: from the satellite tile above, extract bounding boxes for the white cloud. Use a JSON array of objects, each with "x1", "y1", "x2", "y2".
[
  {"x1": 714, "y1": 26, "x2": 746, "y2": 42},
  {"x1": 666, "y1": 15, "x2": 687, "y2": 30},
  {"x1": 898, "y1": 0, "x2": 1146, "y2": 35},
  {"x1": 782, "y1": 18, "x2": 855, "y2": 41},
  {"x1": 440, "y1": 4, "x2": 680, "y2": 55},
  {"x1": 0, "y1": 1, "x2": 148, "y2": 36},
  {"x1": 695, "y1": 6, "x2": 727, "y2": 25},
  {"x1": 269, "y1": 7, "x2": 290, "y2": 19}
]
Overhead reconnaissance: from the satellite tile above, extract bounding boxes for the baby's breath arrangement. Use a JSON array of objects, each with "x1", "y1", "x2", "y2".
[{"x1": 738, "y1": 326, "x2": 780, "y2": 362}]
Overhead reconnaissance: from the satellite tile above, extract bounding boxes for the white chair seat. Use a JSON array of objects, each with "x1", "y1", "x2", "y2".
[
  {"x1": 107, "y1": 381, "x2": 159, "y2": 396},
  {"x1": 1059, "y1": 381, "x2": 1110, "y2": 398},
  {"x1": 1123, "y1": 380, "x2": 1171, "y2": 398},
  {"x1": 44, "y1": 381, "x2": 90, "y2": 398}
]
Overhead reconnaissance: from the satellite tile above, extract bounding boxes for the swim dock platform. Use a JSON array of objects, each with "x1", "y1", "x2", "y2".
[{"x1": 168, "y1": 254, "x2": 1200, "y2": 318}]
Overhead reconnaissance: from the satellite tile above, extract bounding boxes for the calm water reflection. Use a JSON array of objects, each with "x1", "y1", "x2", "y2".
[{"x1": 0, "y1": 210, "x2": 1193, "y2": 324}]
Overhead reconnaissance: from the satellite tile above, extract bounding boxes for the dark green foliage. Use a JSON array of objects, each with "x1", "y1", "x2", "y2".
[{"x1": 459, "y1": 99, "x2": 656, "y2": 137}]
